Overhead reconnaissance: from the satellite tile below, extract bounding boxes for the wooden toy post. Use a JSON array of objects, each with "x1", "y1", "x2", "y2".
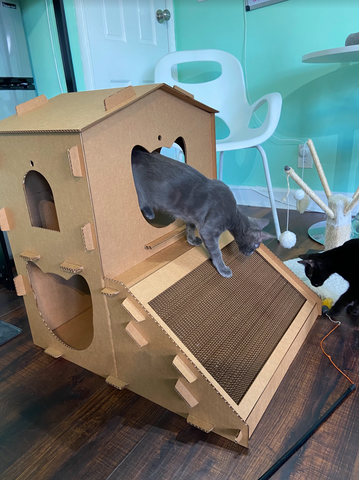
[{"x1": 285, "y1": 139, "x2": 358, "y2": 250}]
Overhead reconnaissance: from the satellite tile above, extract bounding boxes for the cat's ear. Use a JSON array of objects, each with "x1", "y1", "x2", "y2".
[
  {"x1": 259, "y1": 231, "x2": 275, "y2": 241},
  {"x1": 298, "y1": 258, "x2": 315, "y2": 267},
  {"x1": 250, "y1": 217, "x2": 270, "y2": 230}
]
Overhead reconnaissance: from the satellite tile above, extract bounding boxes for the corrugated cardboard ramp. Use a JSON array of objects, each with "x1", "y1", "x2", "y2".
[{"x1": 149, "y1": 242, "x2": 305, "y2": 405}]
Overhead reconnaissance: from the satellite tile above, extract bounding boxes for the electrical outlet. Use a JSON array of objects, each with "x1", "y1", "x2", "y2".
[{"x1": 297, "y1": 143, "x2": 313, "y2": 169}]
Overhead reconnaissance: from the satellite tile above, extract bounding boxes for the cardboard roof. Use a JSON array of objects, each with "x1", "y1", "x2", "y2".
[{"x1": 0, "y1": 84, "x2": 217, "y2": 134}]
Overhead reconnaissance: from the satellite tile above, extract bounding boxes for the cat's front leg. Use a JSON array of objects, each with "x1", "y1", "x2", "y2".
[
  {"x1": 186, "y1": 223, "x2": 202, "y2": 246},
  {"x1": 200, "y1": 230, "x2": 232, "y2": 278}
]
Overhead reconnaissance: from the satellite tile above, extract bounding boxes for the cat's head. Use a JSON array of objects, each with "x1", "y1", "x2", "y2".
[
  {"x1": 298, "y1": 253, "x2": 332, "y2": 287},
  {"x1": 234, "y1": 217, "x2": 274, "y2": 256}
]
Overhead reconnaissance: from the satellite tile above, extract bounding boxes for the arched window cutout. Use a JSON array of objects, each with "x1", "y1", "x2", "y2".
[
  {"x1": 131, "y1": 140, "x2": 186, "y2": 228},
  {"x1": 24, "y1": 171, "x2": 60, "y2": 231},
  {"x1": 27, "y1": 262, "x2": 94, "y2": 350}
]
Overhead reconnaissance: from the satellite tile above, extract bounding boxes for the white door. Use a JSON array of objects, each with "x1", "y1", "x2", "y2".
[{"x1": 75, "y1": 0, "x2": 175, "y2": 90}]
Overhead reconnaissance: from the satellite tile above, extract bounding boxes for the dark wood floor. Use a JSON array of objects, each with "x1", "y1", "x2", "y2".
[{"x1": 1, "y1": 207, "x2": 358, "y2": 480}]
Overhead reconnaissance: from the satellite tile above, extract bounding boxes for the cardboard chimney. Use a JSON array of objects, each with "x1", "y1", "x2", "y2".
[{"x1": 0, "y1": 85, "x2": 320, "y2": 448}]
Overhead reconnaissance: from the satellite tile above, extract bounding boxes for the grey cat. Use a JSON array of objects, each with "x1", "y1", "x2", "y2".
[{"x1": 131, "y1": 146, "x2": 274, "y2": 278}]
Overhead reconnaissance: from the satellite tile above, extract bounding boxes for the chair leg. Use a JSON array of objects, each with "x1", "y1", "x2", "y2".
[
  {"x1": 255, "y1": 145, "x2": 281, "y2": 241},
  {"x1": 218, "y1": 151, "x2": 224, "y2": 180}
]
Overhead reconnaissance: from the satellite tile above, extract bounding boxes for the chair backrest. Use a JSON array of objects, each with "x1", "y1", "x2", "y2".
[{"x1": 154, "y1": 49, "x2": 251, "y2": 130}]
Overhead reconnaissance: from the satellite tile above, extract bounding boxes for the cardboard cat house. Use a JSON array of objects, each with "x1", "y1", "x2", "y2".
[{"x1": 0, "y1": 86, "x2": 321, "y2": 448}]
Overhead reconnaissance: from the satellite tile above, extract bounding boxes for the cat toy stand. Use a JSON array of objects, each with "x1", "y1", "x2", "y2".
[
  {"x1": 285, "y1": 139, "x2": 359, "y2": 250},
  {"x1": 0, "y1": 88, "x2": 321, "y2": 448}
]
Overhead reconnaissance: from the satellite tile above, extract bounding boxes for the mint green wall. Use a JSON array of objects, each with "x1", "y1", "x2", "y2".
[
  {"x1": 174, "y1": 0, "x2": 359, "y2": 195},
  {"x1": 19, "y1": 0, "x2": 85, "y2": 97}
]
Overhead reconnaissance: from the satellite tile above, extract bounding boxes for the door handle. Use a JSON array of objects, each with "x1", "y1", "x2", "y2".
[{"x1": 156, "y1": 9, "x2": 171, "y2": 24}]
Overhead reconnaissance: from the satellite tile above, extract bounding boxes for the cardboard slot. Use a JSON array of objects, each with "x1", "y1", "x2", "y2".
[
  {"x1": 125, "y1": 321, "x2": 148, "y2": 347},
  {"x1": 104, "y1": 86, "x2": 136, "y2": 111},
  {"x1": 16, "y1": 94, "x2": 48, "y2": 115},
  {"x1": 173, "y1": 355, "x2": 197, "y2": 383},
  {"x1": 105, "y1": 375, "x2": 128, "y2": 390},
  {"x1": 121, "y1": 298, "x2": 146, "y2": 323},
  {"x1": 24, "y1": 171, "x2": 60, "y2": 232},
  {"x1": 20, "y1": 251, "x2": 41, "y2": 262},
  {"x1": 187, "y1": 414, "x2": 214, "y2": 433},
  {"x1": 144, "y1": 225, "x2": 186, "y2": 250},
  {"x1": 27, "y1": 262, "x2": 94, "y2": 350},
  {"x1": 59, "y1": 262, "x2": 84, "y2": 274},
  {"x1": 67, "y1": 145, "x2": 84, "y2": 178},
  {"x1": 175, "y1": 379, "x2": 199, "y2": 408},
  {"x1": 0, "y1": 207, "x2": 12, "y2": 231}
]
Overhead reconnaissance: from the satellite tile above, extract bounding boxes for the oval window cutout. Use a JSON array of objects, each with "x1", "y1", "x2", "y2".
[
  {"x1": 27, "y1": 262, "x2": 94, "y2": 350},
  {"x1": 24, "y1": 170, "x2": 60, "y2": 231},
  {"x1": 131, "y1": 140, "x2": 186, "y2": 228}
]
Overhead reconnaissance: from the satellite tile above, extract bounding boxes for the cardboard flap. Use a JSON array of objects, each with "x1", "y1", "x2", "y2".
[
  {"x1": 0, "y1": 208, "x2": 12, "y2": 231},
  {"x1": 122, "y1": 298, "x2": 146, "y2": 323},
  {"x1": 81, "y1": 223, "x2": 96, "y2": 251},
  {"x1": 173, "y1": 85, "x2": 195, "y2": 99},
  {"x1": 16, "y1": 94, "x2": 48, "y2": 115},
  {"x1": 187, "y1": 414, "x2": 214, "y2": 433},
  {"x1": 67, "y1": 145, "x2": 85, "y2": 177},
  {"x1": 20, "y1": 251, "x2": 41, "y2": 262},
  {"x1": 173, "y1": 355, "x2": 197, "y2": 384},
  {"x1": 44, "y1": 347, "x2": 63, "y2": 358},
  {"x1": 125, "y1": 321, "x2": 148, "y2": 347},
  {"x1": 105, "y1": 375, "x2": 128, "y2": 390},
  {"x1": 59, "y1": 262, "x2": 84, "y2": 274},
  {"x1": 14, "y1": 275, "x2": 29, "y2": 296},
  {"x1": 175, "y1": 379, "x2": 199, "y2": 408},
  {"x1": 104, "y1": 86, "x2": 136, "y2": 111},
  {"x1": 101, "y1": 287, "x2": 120, "y2": 297}
]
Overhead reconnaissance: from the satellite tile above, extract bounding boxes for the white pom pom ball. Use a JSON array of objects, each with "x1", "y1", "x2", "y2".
[
  {"x1": 279, "y1": 230, "x2": 297, "y2": 249},
  {"x1": 293, "y1": 189, "x2": 305, "y2": 201}
]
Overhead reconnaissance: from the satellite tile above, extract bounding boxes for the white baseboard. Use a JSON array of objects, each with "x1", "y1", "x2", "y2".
[{"x1": 229, "y1": 185, "x2": 359, "y2": 216}]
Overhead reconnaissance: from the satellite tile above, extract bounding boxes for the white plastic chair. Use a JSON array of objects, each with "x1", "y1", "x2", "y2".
[{"x1": 154, "y1": 49, "x2": 282, "y2": 240}]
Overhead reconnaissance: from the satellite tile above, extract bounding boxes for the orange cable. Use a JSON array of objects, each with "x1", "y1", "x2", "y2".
[{"x1": 320, "y1": 316, "x2": 354, "y2": 385}]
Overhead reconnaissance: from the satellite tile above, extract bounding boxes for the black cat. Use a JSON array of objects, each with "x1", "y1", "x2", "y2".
[
  {"x1": 131, "y1": 146, "x2": 273, "y2": 278},
  {"x1": 298, "y1": 238, "x2": 359, "y2": 316}
]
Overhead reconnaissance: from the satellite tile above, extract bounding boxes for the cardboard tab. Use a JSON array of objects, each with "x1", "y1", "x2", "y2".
[
  {"x1": 20, "y1": 251, "x2": 41, "y2": 262},
  {"x1": 101, "y1": 287, "x2": 119, "y2": 297},
  {"x1": 14, "y1": 275, "x2": 28, "y2": 296},
  {"x1": 122, "y1": 298, "x2": 146, "y2": 323},
  {"x1": 187, "y1": 414, "x2": 214, "y2": 433},
  {"x1": 125, "y1": 321, "x2": 148, "y2": 347},
  {"x1": 16, "y1": 94, "x2": 48, "y2": 115},
  {"x1": 173, "y1": 355, "x2": 197, "y2": 384},
  {"x1": 0, "y1": 208, "x2": 12, "y2": 231},
  {"x1": 173, "y1": 85, "x2": 195, "y2": 99},
  {"x1": 104, "y1": 86, "x2": 136, "y2": 111},
  {"x1": 44, "y1": 347, "x2": 63, "y2": 358},
  {"x1": 81, "y1": 223, "x2": 96, "y2": 251},
  {"x1": 175, "y1": 379, "x2": 199, "y2": 408},
  {"x1": 105, "y1": 375, "x2": 128, "y2": 390},
  {"x1": 67, "y1": 145, "x2": 85, "y2": 178},
  {"x1": 59, "y1": 262, "x2": 83, "y2": 274}
]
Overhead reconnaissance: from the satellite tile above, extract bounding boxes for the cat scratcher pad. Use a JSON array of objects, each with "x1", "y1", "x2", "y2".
[
  {"x1": 149, "y1": 242, "x2": 306, "y2": 404},
  {"x1": 0, "y1": 320, "x2": 21, "y2": 346}
]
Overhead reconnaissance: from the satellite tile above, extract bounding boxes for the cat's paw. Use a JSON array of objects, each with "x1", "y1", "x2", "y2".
[
  {"x1": 142, "y1": 206, "x2": 155, "y2": 220},
  {"x1": 187, "y1": 236, "x2": 202, "y2": 246},
  {"x1": 217, "y1": 266, "x2": 232, "y2": 278}
]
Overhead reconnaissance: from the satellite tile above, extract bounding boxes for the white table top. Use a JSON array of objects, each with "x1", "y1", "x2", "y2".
[{"x1": 302, "y1": 44, "x2": 359, "y2": 64}]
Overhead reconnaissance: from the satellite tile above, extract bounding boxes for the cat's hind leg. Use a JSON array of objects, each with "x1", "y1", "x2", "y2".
[
  {"x1": 200, "y1": 229, "x2": 232, "y2": 278},
  {"x1": 186, "y1": 223, "x2": 202, "y2": 246}
]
